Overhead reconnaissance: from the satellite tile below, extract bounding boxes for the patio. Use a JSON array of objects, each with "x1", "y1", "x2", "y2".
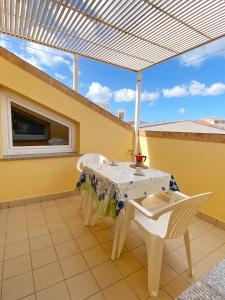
[{"x1": 0, "y1": 194, "x2": 224, "y2": 300}]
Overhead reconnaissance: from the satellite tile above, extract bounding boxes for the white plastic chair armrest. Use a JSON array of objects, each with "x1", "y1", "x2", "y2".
[
  {"x1": 170, "y1": 191, "x2": 189, "y2": 202},
  {"x1": 129, "y1": 200, "x2": 154, "y2": 218}
]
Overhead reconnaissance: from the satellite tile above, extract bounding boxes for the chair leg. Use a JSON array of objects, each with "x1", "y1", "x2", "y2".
[
  {"x1": 145, "y1": 234, "x2": 164, "y2": 297},
  {"x1": 183, "y1": 230, "x2": 192, "y2": 276}
]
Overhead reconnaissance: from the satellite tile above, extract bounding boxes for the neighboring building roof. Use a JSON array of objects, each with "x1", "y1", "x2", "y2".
[
  {"x1": 141, "y1": 120, "x2": 225, "y2": 134},
  {"x1": 0, "y1": 46, "x2": 132, "y2": 132},
  {"x1": 127, "y1": 120, "x2": 148, "y2": 126},
  {"x1": 0, "y1": 2, "x2": 225, "y2": 71}
]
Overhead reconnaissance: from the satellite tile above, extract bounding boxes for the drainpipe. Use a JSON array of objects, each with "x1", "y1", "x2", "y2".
[
  {"x1": 73, "y1": 53, "x2": 79, "y2": 92},
  {"x1": 134, "y1": 71, "x2": 142, "y2": 159}
]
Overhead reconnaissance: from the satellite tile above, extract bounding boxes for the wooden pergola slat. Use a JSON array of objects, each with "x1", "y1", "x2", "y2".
[{"x1": 0, "y1": 0, "x2": 225, "y2": 71}]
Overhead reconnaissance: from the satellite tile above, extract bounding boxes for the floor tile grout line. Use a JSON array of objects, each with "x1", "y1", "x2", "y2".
[
  {"x1": 1, "y1": 208, "x2": 9, "y2": 300},
  {"x1": 26, "y1": 201, "x2": 42, "y2": 300}
]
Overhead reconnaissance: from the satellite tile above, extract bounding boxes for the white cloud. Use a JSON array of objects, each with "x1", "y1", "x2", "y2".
[
  {"x1": 178, "y1": 108, "x2": 185, "y2": 114},
  {"x1": 163, "y1": 80, "x2": 225, "y2": 98},
  {"x1": 114, "y1": 88, "x2": 135, "y2": 102},
  {"x1": 114, "y1": 88, "x2": 159, "y2": 103},
  {"x1": 179, "y1": 37, "x2": 225, "y2": 67},
  {"x1": 189, "y1": 80, "x2": 225, "y2": 96},
  {"x1": 86, "y1": 82, "x2": 112, "y2": 102},
  {"x1": 163, "y1": 85, "x2": 188, "y2": 98},
  {"x1": 141, "y1": 91, "x2": 159, "y2": 103},
  {"x1": 54, "y1": 72, "x2": 68, "y2": 81}
]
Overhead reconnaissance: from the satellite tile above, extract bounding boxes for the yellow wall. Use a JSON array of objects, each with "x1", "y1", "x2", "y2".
[
  {"x1": 139, "y1": 135, "x2": 225, "y2": 222},
  {"x1": 0, "y1": 55, "x2": 133, "y2": 202}
]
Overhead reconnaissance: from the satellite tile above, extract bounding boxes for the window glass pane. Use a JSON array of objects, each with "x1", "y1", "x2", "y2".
[{"x1": 11, "y1": 103, "x2": 69, "y2": 146}]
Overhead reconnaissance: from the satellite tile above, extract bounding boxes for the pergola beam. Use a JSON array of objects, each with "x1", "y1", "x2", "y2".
[
  {"x1": 73, "y1": 53, "x2": 79, "y2": 92},
  {"x1": 134, "y1": 71, "x2": 142, "y2": 156}
]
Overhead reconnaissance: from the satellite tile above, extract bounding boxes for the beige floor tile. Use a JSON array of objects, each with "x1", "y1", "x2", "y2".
[
  {"x1": 196, "y1": 256, "x2": 217, "y2": 274},
  {"x1": 60, "y1": 253, "x2": 88, "y2": 278},
  {"x1": 164, "y1": 251, "x2": 188, "y2": 274},
  {"x1": 33, "y1": 262, "x2": 64, "y2": 291},
  {"x1": 67, "y1": 270, "x2": 99, "y2": 300},
  {"x1": 209, "y1": 227, "x2": 225, "y2": 240},
  {"x1": 164, "y1": 276, "x2": 189, "y2": 298},
  {"x1": 65, "y1": 215, "x2": 83, "y2": 227},
  {"x1": 83, "y1": 246, "x2": 109, "y2": 267},
  {"x1": 200, "y1": 231, "x2": 225, "y2": 247},
  {"x1": 218, "y1": 243, "x2": 225, "y2": 252},
  {"x1": 0, "y1": 262, "x2": 3, "y2": 281},
  {"x1": 86, "y1": 292, "x2": 105, "y2": 300},
  {"x1": 101, "y1": 240, "x2": 128, "y2": 257},
  {"x1": 70, "y1": 224, "x2": 91, "y2": 238},
  {"x1": 0, "y1": 233, "x2": 6, "y2": 247},
  {"x1": 176, "y1": 245, "x2": 206, "y2": 264},
  {"x1": 160, "y1": 262, "x2": 178, "y2": 286},
  {"x1": 48, "y1": 220, "x2": 68, "y2": 233},
  {"x1": 27, "y1": 216, "x2": 46, "y2": 228},
  {"x1": 2, "y1": 271, "x2": 34, "y2": 300},
  {"x1": 76, "y1": 234, "x2": 99, "y2": 251},
  {"x1": 3, "y1": 254, "x2": 31, "y2": 279},
  {"x1": 189, "y1": 219, "x2": 214, "y2": 236},
  {"x1": 0, "y1": 246, "x2": 5, "y2": 262},
  {"x1": 94, "y1": 228, "x2": 114, "y2": 243},
  {"x1": 4, "y1": 240, "x2": 30, "y2": 260},
  {"x1": 28, "y1": 224, "x2": 49, "y2": 239},
  {"x1": 103, "y1": 279, "x2": 138, "y2": 300},
  {"x1": 91, "y1": 261, "x2": 122, "y2": 289},
  {"x1": 31, "y1": 246, "x2": 57, "y2": 268},
  {"x1": 7, "y1": 221, "x2": 27, "y2": 233},
  {"x1": 181, "y1": 265, "x2": 205, "y2": 284},
  {"x1": 55, "y1": 239, "x2": 80, "y2": 259},
  {"x1": 51, "y1": 229, "x2": 73, "y2": 245},
  {"x1": 45, "y1": 213, "x2": 63, "y2": 223},
  {"x1": 61, "y1": 209, "x2": 79, "y2": 219},
  {"x1": 131, "y1": 245, "x2": 147, "y2": 266},
  {"x1": 89, "y1": 221, "x2": 108, "y2": 233},
  {"x1": 146, "y1": 289, "x2": 173, "y2": 299},
  {"x1": 22, "y1": 294, "x2": 36, "y2": 300},
  {"x1": 41, "y1": 200, "x2": 56, "y2": 208},
  {"x1": 207, "y1": 249, "x2": 225, "y2": 264},
  {"x1": 36, "y1": 281, "x2": 70, "y2": 300},
  {"x1": 114, "y1": 252, "x2": 142, "y2": 276},
  {"x1": 125, "y1": 268, "x2": 149, "y2": 300},
  {"x1": 125, "y1": 232, "x2": 144, "y2": 250},
  {"x1": 6, "y1": 229, "x2": 28, "y2": 245},
  {"x1": 30, "y1": 234, "x2": 53, "y2": 252},
  {"x1": 165, "y1": 237, "x2": 184, "y2": 250},
  {"x1": 191, "y1": 237, "x2": 217, "y2": 255}
]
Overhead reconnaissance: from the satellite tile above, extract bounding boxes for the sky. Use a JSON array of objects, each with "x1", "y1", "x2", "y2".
[{"x1": 1, "y1": 33, "x2": 225, "y2": 123}]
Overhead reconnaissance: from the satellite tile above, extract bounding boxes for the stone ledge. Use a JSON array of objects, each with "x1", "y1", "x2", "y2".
[
  {"x1": 139, "y1": 130, "x2": 225, "y2": 143},
  {"x1": 1, "y1": 152, "x2": 81, "y2": 161}
]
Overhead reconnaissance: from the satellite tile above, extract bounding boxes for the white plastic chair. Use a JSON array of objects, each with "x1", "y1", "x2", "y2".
[
  {"x1": 117, "y1": 191, "x2": 213, "y2": 297},
  {"x1": 77, "y1": 153, "x2": 109, "y2": 173},
  {"x1": 76, "y1": 153, "x2": 109, "y2": 213}
]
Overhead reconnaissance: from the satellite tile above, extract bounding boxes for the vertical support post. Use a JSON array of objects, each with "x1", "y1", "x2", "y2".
[
  {"x1": 134, "y1": 71, "x2": 142, "y2": 157},
  {"x1": 73, "y1": 53, "x2": 79, "y2": 92}
]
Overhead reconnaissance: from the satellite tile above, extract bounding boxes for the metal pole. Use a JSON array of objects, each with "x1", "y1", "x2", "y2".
[
  {"x1": 73, "y1": 53, "x2": 79, "y2": 91},
  {"x1": 134, "y1": 71, "x2": 142, "y2": 157}
]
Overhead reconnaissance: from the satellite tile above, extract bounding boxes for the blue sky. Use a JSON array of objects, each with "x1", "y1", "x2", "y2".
[{"x1": 1, "y1": 33, "x2": 225, "y2": 122}]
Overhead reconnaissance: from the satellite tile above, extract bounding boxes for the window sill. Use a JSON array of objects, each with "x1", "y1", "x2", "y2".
[{"x1": 1, "y1": 152, "x2": 81, "y2": 161}]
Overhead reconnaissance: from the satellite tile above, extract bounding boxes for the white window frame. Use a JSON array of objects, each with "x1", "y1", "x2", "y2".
[{"x1": 0, "y1": 89, "x2": 76, "y2": 155}]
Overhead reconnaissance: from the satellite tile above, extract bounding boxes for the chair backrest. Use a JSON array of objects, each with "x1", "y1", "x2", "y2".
[
  {"x1": 76, "y1": 153, "x2": 109, "y2": 172},
  {"x1": 164, "y1": 192, "x2": 213, "y2": 239}
]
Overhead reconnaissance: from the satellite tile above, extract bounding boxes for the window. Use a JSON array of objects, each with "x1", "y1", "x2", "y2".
[{"x1": 1, "y1": 90, "x2": 76, "y2": 155}]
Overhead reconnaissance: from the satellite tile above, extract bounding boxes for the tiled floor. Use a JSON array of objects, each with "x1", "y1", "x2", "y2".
[{"x1": 0, "y1": 195, "x2": 225, "y2": 300}]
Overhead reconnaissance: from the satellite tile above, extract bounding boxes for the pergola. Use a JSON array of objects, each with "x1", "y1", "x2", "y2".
[{"x1": 0, "y1": 0, "x2": 225, "y2": 152}]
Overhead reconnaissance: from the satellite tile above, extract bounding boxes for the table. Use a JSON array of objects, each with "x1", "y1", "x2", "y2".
[{"x1": 76, "y1": 162, "x2": 179, "y2": 258}]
